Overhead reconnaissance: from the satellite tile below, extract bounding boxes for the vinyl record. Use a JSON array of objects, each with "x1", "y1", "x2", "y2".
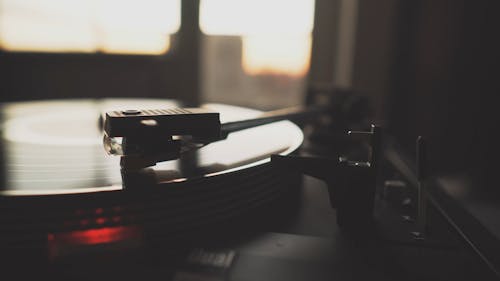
[{"x1": 0, "y1": 99, "x2": 303, "y2": 257}]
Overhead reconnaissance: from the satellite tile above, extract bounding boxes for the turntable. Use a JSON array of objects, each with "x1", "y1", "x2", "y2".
[
  {"x1": 1, "y1": 98, "x2": 306, "y2": 251},
  {"x1": 1, "y1": 95, "x2": 500, "y2": 281},
  {"x1": 0, "y1": 93, "x2": 391, "y2": 279},
  {"x1": 2, "y1": 0, "x2": 500, "y2": 279}
]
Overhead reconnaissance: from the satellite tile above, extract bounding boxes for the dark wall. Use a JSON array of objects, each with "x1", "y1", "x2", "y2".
[
  {"x1": 0, "y1": 52, "x2": 182, "y2": 102},
  {"x1": 388, "y1": 0, "x2": 500, "y2": 184}
]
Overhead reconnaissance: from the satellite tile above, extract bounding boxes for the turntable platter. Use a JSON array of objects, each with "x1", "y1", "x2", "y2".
[{"x1": 0, "y1": 99, "x2": 303, "y2": 252}]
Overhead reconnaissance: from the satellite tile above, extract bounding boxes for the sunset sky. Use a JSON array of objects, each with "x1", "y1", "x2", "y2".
[{"x1": 0, "y1": 0, "x2": 314, "y2": 75}]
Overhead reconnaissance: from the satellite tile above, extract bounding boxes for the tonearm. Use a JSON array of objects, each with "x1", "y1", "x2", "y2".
[{"x1": 103, "y1": 105, "x2": 327, "y2": 170}]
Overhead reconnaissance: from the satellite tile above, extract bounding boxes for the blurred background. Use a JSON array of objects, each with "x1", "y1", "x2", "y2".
[{"x1": 0, "y1": 0, "x2": 316, "y2": 109}]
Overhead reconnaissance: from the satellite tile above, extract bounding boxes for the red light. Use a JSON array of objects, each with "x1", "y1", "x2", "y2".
[
  {"x1": 48, "y1": 226, "x2": 140, "y2": 246},
  {"x1": 94, "y1": 208, "x2": 104, "y2": 215},
  {"x1": 95, "y1": 217, "x2": 106, "y2": 225}
]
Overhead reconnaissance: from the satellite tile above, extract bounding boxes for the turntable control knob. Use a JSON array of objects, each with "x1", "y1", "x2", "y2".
[{"x1": 122, "y1": 109, "x2": 142, "y2": 115}]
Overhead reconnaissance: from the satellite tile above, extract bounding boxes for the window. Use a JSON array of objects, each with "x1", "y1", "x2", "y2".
[
  {"x1": 200, "y1": 0, "x2": 313, "y2": 76},
  {"x1": 0, "y1": 0, "x2": 180, "y2": 54},
  {"x1": 0, "y1": 0, "x2": 315, "y2": 108},
  {"x1": 200, "y1": 0, "x2": 315, "y2": 108}
]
